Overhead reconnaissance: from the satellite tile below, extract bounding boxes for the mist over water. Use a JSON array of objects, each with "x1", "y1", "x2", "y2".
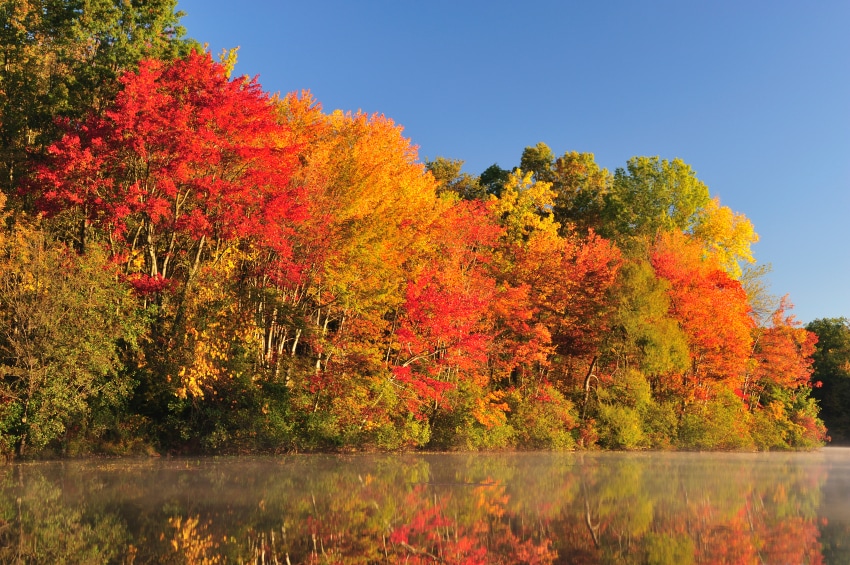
[{"x1": 2, "y1": 449, "x2": 849, "y2": 563}]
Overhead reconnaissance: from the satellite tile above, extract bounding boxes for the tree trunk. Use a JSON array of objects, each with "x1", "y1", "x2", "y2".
[{"x1": 581, "y1": 356, "x2": 598, "y2": 419}]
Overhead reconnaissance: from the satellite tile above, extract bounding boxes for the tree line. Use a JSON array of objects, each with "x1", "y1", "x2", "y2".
[{"x1": 0, "y1": 1, "x2": 845, "y2": 458}]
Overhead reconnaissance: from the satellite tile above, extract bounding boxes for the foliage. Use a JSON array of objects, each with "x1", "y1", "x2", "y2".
[
  {"x1": 426, "y1": 156, "x2": 487, "y2": 200},
  {"x1": 478, "y1": 163, "x2": 511, "y2": 197},
  {"x1": 508, "y1": 384, "x2": 577, "y2": 450},
  {"x1": 746, "y1": 297, "x2": 817, "y2": 407},
  {"x1": 0, "y1": 210, "x2": 142, "y2": 457},
  {"x1": 692, "y1": 196, "x2": 758, "y2": 279},
  {"x1": 807, "y1": 317, "x2": 850, "y2": 444},
  {"x1": 513, "y1": 143, "x2": 612, "y2": 235},
  {"x1": 677, "y1": 389, "x2": 754, "y2": 450},
  {"x1": 551, "y1": 150, "x2": 611, "y2": 236},
  {"x1": 651, "y1": 231, "x2": 754, "y2": 400},
  {"x1": 608, "y1": 259, "x2": 690, "y2": 379},
  {"x1": 595, "y1": 369, "x2": 652, "y2": 449},
  {"x1": 30, "y1": 51, "x2": 306, "y2": 449},
  {"x1": 0, "y1": 0, "x2": 194, "y2": 197},
  {"x1": 34, "y1": 50, "x2": 302, "y2": 264},
  {"x1": 519, "y1": 141, "x2": 556, "y2": 183},
  {"x1": 0, "y1": 4, "x2": 826, "y2": 455},
  {"x1": 605, "y1": 156, "x2": 710, "y2": 241}
]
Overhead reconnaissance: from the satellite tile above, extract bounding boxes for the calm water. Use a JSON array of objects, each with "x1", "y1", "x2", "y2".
[{"x1": 2, "y1": 449, "x2": 850, "y2": 564}]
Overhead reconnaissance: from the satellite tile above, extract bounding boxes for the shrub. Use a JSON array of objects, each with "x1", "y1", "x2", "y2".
[
  {"x1": 509, "y1": 384, "x2": 577, "y2": 450},
  {"x1": 677, "y1": 389, "x2": 754, "y2": 450}
]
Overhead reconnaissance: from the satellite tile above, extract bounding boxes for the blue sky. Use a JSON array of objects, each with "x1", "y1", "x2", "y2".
[{"x1": 175, "y1": 0, "x2": 849, "y2": 324}]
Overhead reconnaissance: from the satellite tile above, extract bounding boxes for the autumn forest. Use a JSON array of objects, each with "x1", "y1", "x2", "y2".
[{"x1": 1, "y1": 1, "x2": 848, "y2": 459}]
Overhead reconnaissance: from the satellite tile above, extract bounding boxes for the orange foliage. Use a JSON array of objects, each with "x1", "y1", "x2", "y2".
[
  {"x1": 507, "y1": 227, "x2": 621, "y2": 384},
  {"x1": 652, "y1": 232, "x2": 754, "y2": 398},
  {"x1": 748, "y1": 296, "x2": 818, "y2": 401}
]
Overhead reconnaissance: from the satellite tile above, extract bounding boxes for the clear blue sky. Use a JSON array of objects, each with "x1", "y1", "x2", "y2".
[{"x1": 175, "y1": 0, "x2": 849, "y2": 324}]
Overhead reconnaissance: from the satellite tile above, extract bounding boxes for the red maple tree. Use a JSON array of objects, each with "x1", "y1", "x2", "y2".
[{"x1": 33, "y1": 51, "x2": 304, "y2": 289}]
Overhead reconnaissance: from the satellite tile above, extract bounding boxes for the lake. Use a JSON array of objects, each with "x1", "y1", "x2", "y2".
[{"x1": 2, "y1": 448, "x2": 849, "y2": 564}]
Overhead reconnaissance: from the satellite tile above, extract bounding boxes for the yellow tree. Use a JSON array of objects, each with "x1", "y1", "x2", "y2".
[
  {"x1": 692, "y1": 196, "x2": 759, "y2": 279},
  {"x1": 490, "y1": 169, "x2": 559, "y2": 243},
  {"x1": 246, "y1": 93, "x2": 445, "y2": 446}
]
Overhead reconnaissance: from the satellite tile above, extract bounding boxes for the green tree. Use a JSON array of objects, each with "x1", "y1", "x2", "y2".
[
  {"x1": 519, "y1": 141, "x2": 555, "y2": 183},
  {"x1": 604, "y1": 156, "x2": 710, "y2": 242},
  {"x1": 0, "y1": 0, "x2": 194, "y2": 197},
  {"x1": 550, "y1": 151, "x2": 611, "y2": 236},
  {"x1": 807, "y1": 318, "x2": 850, "y2": 444},
  {"x1": 0, "y1": 210, "x2": 142, "y2": 457},
  {"x1": 516, "y1": 145, "x2": 613, "y2": 236},
  {"x1": 608, "y1": 258, "x2": 690, "y2": 380},
  {"x1": 425, "y1": 156, "x2": 486, "y2": 200},
  {"x1": 479, "y1": 163, "x2": 510, "y2": 197}
]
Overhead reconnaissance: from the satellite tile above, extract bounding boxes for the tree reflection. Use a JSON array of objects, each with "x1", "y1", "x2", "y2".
[
  {"x1": 0, "y1": 453, "x2": 839, "y2": 563},
  {"x1": 0, "y1": 465, "x2": 127, "y2": 564}
]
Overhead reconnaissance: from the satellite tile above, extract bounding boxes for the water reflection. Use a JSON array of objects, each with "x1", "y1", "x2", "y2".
[{"x1": 2, "y1": 449, "x2": 849, "y2": 564}]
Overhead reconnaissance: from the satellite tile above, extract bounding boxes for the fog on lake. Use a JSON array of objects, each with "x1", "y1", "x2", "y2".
[{"x1": 2, "y1": 448, "x2": 850, "y2": 564}]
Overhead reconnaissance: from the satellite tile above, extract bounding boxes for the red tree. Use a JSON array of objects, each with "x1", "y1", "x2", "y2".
[
  {"x1": 33, "y1": 51, "x2": 303, "y2": 288},
  {"x1": 393, "y1": 200, "x2": 502, "y2": 415}
]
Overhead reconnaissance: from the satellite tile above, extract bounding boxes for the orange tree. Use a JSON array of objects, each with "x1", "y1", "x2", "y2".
[{"x1": 650, "y1": 231, "x2": 754, "y2": 402}]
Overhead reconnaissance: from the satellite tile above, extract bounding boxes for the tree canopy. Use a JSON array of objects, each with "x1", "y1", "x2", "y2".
[{"x1": 0, "y1": 7, "x2": 831, "y2": 457}]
